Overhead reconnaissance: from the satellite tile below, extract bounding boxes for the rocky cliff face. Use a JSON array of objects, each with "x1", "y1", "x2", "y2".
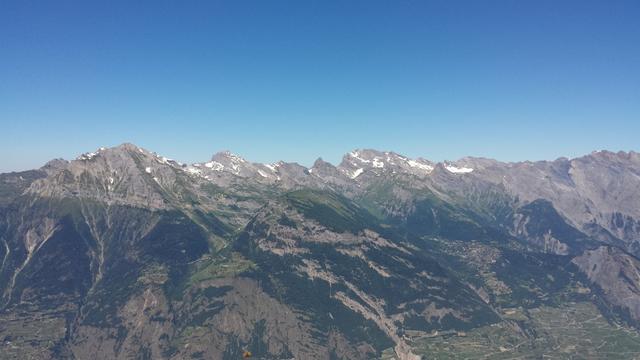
[
  {"x1": 572, "y1": 246, "x2": 640, "y2": 325},
  {"x1": 460, "y1": 151, "x2": 640, "y2": 253},
  {"x1": 1, "y1": 144, "x2": 639, "y2": 359}
]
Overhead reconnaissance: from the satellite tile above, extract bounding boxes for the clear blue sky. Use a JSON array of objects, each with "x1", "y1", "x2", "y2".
[{"x1": 1, "y1": 0, "x2": 639, "y2": 172}]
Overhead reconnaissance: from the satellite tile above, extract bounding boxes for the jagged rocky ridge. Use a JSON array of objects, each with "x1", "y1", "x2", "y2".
[{"x1": 1, "y1": 143, "x2": 639, "y2": 359}]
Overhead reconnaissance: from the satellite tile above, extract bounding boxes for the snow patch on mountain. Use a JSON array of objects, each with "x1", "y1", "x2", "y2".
[
  {"x1": 348, "y1": 151, "x2": 386, "y2": 169},
  {"x1": 204, "y1": 161, "x2": 224, "y2": 171},
  {"x1": 185, "y1": 167, "x2": 202, "y2": 176},
  {"x1": 264, "y1": 164, "x2": 278, "y2": 172},
  {"x1": 77, "y1": 147, "x2": 107, "y2": 161},
  {"x1": 222, "y1": 151, "x2": 246, "y2": 164},
  {"x1": 351, "y1": 168, "x2": 364, "y2": 179},
  {"x1": 78, "y1": 152, "x2": 98, "y2": 161},
  {"x1": 407, "y1": 160, "x2": 434, "y2": 173},
  {"x1": 348, "y1": 151, "x2": 369, "y2": 163},
  {"x1": 444, "y1": 164, "x2": 474, "y2": 174}
]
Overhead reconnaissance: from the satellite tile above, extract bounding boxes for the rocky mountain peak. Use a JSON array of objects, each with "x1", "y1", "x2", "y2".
[
  {"x1": 337, "y1": 149, "x2": 436, "y2": 179},
  {"x1": 211, "y1": 150, "x2": 246, "y2": 163},
  {"x1": 341, "y1": 149, "x2": 390, "y2": 168},
  {"x1": 311, "y1": 157, "x2": 336, "y2": 172},
  {"x1": 206, "y1": 151, "x2": 250, "y2": 175},
  {"x1": 579, "y1": 150, "x2": 640, "y2": 168},
  {"x1": 41, "y1": 158, "x2": 69, "y2": 173},
  {"x1": 25, "y1": 143, "x2": 185, "y2": 209}
]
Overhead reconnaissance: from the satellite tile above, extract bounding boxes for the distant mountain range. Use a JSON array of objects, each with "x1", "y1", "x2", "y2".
[{"x1": 1, "y1": 144, "x2": 640, "y2": 359}]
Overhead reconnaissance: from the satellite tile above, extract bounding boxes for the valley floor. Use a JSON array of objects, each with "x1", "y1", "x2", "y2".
[{"x1": 382, "y1": 302, "x2": 640, "y2": 359}]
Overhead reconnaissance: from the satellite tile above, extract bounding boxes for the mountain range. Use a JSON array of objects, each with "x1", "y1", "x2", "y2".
[{"x1": 1, "y1": 143, "x2": 640, "y2": 359}]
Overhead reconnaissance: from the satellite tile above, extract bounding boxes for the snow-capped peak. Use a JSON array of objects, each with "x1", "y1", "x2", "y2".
[
  {"x1": 77, "y1": 147, "x2": 108, "y2": 161},
  {"x1": 216, "y1": 151, "x2": 246, "y2": 163},
  {"x1": 347, "y1": 150, "x2": 386, "y2": 169},
  {"x1": 341, "y1": 149, "x2": 439, "y2": 177}
]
